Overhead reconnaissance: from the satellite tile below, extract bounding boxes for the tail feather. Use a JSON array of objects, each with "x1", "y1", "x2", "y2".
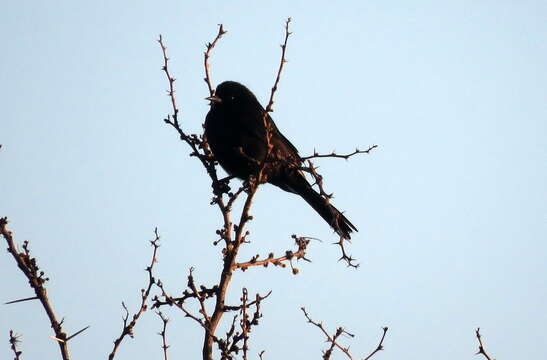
[
  {"x1": 297, "y1": 181, "x2": 357, "y2": 239},
  {"x1": 300, "y1": 186, "x2": 358, "y2": 239},
  {"x1": 269, "y1": 170, "x2": 358, "y2": 239}
]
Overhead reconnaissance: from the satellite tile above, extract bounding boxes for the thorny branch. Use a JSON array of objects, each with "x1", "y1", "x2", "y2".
[
  {"x1": 153, "y1": 279, "x2": 208, "y2": 329},
  {"x1": 264, "y1": 17, "x2": 292, "y2": 115},
  {"x1": 204, "y1": 24, "x2": 227, "y2": 96},
  {"x1": 158, "y1": 35, "x2": 227, "y2": 210},
  {"x1": 108, "y1": 228, "x2": 161, "y2": 360},
  {"x1": 475, "y1": 328, "x2": 495, "y2": 360},
  {"x1": 232, "y1": 235, "x2": 311, "y2": 273},
  {"x1": 214, "y1": 288, "x2": 268, "y2": 360},
  {"x1": 301, "y1": 145, "x2": 378, "y2": 161},
  {"x1": 258, "y1": 17, "x2": 292, "y2": 184},
  {"x1": 1, "y1": 217, "x2": 89, "y2": 360},
  {"x1": 301, "y1": 307, "x2": 388, "y2": 360},
  {"x1": 9, "y1": 330, "x2": 22, "y2": 360},
  {"x1": 156, "y1": 312, "x2": 170, "y2": 360}
]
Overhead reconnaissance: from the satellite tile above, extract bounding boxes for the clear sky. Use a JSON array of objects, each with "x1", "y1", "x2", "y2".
[{"x1": 1, "y1": 1, "x2": 546, "y2": 359}]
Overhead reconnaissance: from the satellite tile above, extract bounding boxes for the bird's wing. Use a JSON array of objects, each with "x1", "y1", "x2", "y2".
[{"x1": 267, "y1": 115, "x2": 302, "y2": 164}]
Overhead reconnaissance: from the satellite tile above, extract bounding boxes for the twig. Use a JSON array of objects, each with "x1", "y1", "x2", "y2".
[
  {"x1": 158, "y1": 33, "x2": 234, "y2": 246},
  {"x1": 187, "y1": 268, "x2": 211, "y2": 324},
  {"x1": 9, "y1": 330, "x2": 22, "y2": 360},
  {"x1": 335, "y1": 236, "x2": 359, "y2": 269},
  {"x1": 301, "y1": 307, "x2": 387, "y2": 360},
  {"x1": 108, "y1": 228, "x2": 161, "y2": 360},
  {"x1": 241, "y1": 288, "x2": 250, "y2": 360},
  {"x1": 204, "y1": 24, "x2": 227, "y2": 96},
  {"x1": 264, "y1": 17, "x2": 292, "y2": 115},
  {"x1": 302, "y1": 307, "x2": 354, "y2": 360},
  {"x1": 158, "y1": 34, "x2": 180, "y2": 129},
  {"x1": 364, "y1": 327, "x2": 388, "y2": 360},
  {"x1": 158, "y1": 35, "x2": 223, "y2": 192},
  {"x1": 223, "y1": 291, "x2": 272, "y2": 312},
  {"x1": 475, "y1": 328, "x2": 494, "y2": 360},
  {"x1": 1, "y1": 217, "x2": 72, "y2": 360},
  {"x1": 259, "y1": 17, "x2": 293, "y2": 183},
  {"x1": 300, "y1": 145, "x2": 378, "y2": 161},
  {"x1": 232, "y1": 235, "x2": 311, "y2": 272},
  {"x1": 157, "y1": 312, "x2": 170, "y2": 360},
  {"x1": 153, "y1": 279, "x2": 208, "y2": 330}
]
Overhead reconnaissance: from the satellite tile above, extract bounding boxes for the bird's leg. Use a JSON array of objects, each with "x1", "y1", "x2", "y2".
[
  {"x1": 218, "y1": 175, "x2": 236, "y2": 183},
  {"x1": 212, "y1": 175, "x2": 234, "y2": 196}
]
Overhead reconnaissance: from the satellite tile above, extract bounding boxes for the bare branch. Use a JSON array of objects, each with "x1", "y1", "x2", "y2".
[
  {"x1": 108, "y1": 228, "x2": 161, "y2": 360},
  {"x1": 259, "y1": 17, "x2": 293, "y2": 184},
  {"x1": 264, "y1": 17, "x2": 292, "y2": 115},
  {"x1": 335, "y1": 236, "x2": 359, "y2": 269},
  {"x1": 301, "y1": 307, "x2": 354, "y2": 360},
  {"x1": 301, "y1": 307, "x2": 387, "y2": 360},
  {"x1": 1, "y1": 217, "x2": 72, "y2": 360},
  {"x1": 232, "y1": 235, "x2": 311, "y2": 272},
  {"x1": 364, "y1": 327, "x2": 388, "y2": 360},
  {"x1": 187, "y1": 268, "x2": 211, "y2": 325},
  {"x1": 154, "y1": 280, "x2": 208, "y2": 329},
  {"x1": 301, "y1": 145, "x2": 378, "y2": 161},
  {"x1": 156, "y1": 312, "x2": 170, "y2": 360},
  {"x1": 158, "y1": 34, "x2": 180, "y2": 129},
  {"x1": 158, "y1": 35, "x2": 223, "y2": 199},
  {"x1": 475, "y1": 328, "x2": 495, "y2": 360},
  {"x1": 204, "y1": 24, "x2": 227, "y2": 96},
  {"x1": 9, "y1": 330, "x2": 22, "y2": 360},
  {"x1": 223, "y1": 291, "x2": 272, "y2": 312}
]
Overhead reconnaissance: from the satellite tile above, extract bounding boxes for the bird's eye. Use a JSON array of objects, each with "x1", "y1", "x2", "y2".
[{"x1": 231, "y1": 96, "x2": 235, "y2": 101}]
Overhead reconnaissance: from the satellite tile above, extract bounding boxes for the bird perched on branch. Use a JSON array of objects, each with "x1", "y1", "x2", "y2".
[{"x1": 204, "y1": 81, "x2": 357, "y2": 239}]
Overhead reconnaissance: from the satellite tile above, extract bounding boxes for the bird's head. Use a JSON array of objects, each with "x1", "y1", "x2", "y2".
[{"x1": 205, "y1": 81, "x2": 257, "y2": 108}]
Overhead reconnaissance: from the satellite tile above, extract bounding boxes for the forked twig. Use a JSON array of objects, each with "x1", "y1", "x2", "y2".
[
  {"x1": 9, "y1": 330, "x2": 23, "y2": 360},
  {"x1": 475, "y1": 328, "x2": 495, "y2": 360},
  {"x1": 157, "y1": 311, "x2": 170, "y2": 360},
  {"x1": 2, "y1": 217, "x2": 73, "y2": 360},
  {"x1": 108, "y1": 229, "x2": 161, "y2": 360},
  {"x1": 301, "y1": 307, "x2": 388, "y2": 360},
  {"x1": 204, "y1": 24, "x2": 227, "y2": 96},
  {"x1": 301, "y1": 145, "x2": 378, "y2": 161}
]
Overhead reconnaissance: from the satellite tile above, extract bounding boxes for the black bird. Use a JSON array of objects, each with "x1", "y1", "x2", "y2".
[{"x1": 204, "y1": 81, "x2": 357, "y2": 239}]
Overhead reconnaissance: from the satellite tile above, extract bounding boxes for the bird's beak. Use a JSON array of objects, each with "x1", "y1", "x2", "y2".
[{"x1": 205, "y1": 95, "x2": 222, "y2": 103}]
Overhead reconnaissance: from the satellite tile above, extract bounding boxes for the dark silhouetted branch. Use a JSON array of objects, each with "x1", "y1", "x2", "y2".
[
  {"x1": 108, "y1": 228, "x2": 161, "y2": 360},
  {"x1": 364, "y1": 327, "x2": 388, "y2": 360},
  {"x1": 156, "y1": 312, "x2": 170, "y2": 360},
  {"x1": 475, "y1": 328, "x2": 495, "y2": 360},
  {"x1": 301, "y1": 145, "x2": 378, "y2": 161},
  {"x1": 232, "y1": 235, "x2": 311, "y2": 272},
  {"x1": 2, "y1": 217, "x2": 73, "y2": 360},
  {"x1": 301, "y1": 307, "x2": 387, "y2": 360},
  {"x1": 9, "y1": 330, "x2": 22, "y2": 360},
  {"x1": 204, "y1": 24, "x2": 227, "y2": 96}
]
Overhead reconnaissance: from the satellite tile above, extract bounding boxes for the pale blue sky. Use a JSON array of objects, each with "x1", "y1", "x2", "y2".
[{"x1": 1, "y1": 1, "x2": 546, "y2": 359}]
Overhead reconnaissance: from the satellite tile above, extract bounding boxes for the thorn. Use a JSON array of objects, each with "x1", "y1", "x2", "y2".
[
  {"x1": 66, "y1": 325, "x2": 90, "y2": 341},
  {"x1": 5, "y1": 296, "x2": 39, "y2": 305}
]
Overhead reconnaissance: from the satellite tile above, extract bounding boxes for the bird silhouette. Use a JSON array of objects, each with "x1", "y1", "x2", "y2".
[{"x1": 204, "y1": 81, "x2": 357, "y2": 239}]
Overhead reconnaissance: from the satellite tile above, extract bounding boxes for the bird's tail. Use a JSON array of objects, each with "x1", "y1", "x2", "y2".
[{"x1": 297, "y1": 180, "x2": 358, "y2": 240}]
